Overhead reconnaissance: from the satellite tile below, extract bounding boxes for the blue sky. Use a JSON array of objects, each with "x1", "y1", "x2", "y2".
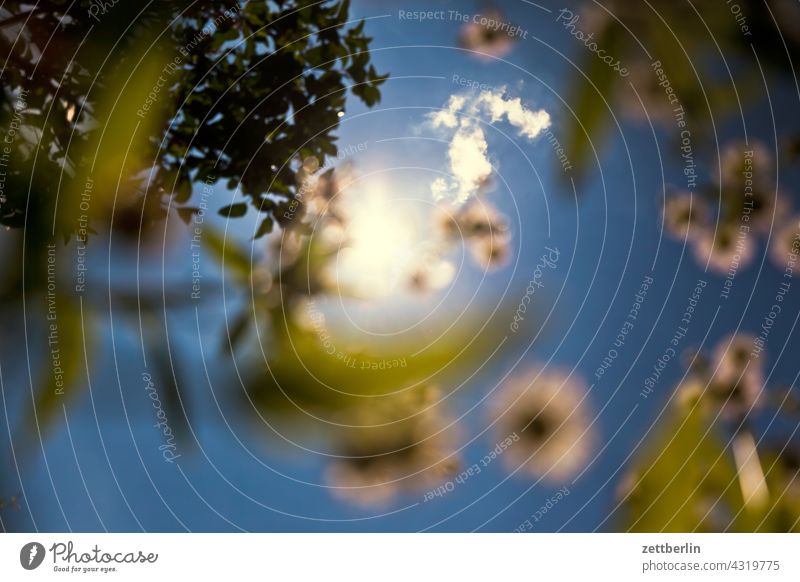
[{"x1": 2, "y1": 0, "x2": 800, "y2": 532}]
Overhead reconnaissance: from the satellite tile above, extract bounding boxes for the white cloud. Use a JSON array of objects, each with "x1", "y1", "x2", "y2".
[
  {"x1": 430, "y1": 94, "x2": 466, "y2": 129},
  {"x1": 448, "y1": 125, "x2": 492, "y2": 204},
  {"x1": 430, "y1": 177, "x2": 450, "y2": 201},
  {"x1": 476, "y1": 92, "x2": 551, "y2": 139},
  {"x1": 428, "y1": 89, "x2": 551, "y2": 204}
]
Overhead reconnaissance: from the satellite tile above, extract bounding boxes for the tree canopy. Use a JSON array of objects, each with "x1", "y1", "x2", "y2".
[{"x1": 0, "y1": 0, "x2": 387, "y2": 239}]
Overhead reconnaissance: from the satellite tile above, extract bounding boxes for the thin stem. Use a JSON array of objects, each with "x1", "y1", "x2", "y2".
[{"x1": 733, "y1": 430, "x2": 770, "y2": 514}]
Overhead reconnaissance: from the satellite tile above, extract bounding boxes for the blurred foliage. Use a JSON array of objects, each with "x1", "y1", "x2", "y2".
[
  {"x1": 622, "y1": 407, "x2": 748, "y2": 532},
  {"x1": 200, "y1": 190, "x2": 531, "y2": 504},
  {"x1": 620, "y1": 333, "x2": 800, "y2": 532},
  {"x1": 562, "y1": 0, "x2": 800, "y2": 182},
  {"x1": 621, "y1": 406, "x2": 800, "y2": 532},
  {"x1": 204, "y1": 200, "x2": 522, "y2": 420},
  {"x1": 27, "y1": 291, "x2": 90, "y2": 436},
  {"x1": 558, "y1": 1, "x2": 800, "y2": 530},
  {"x1": 0, "y1": 0, "x2": 387, "y2": 238},
  {"x1": 0, "y1": 0, "x2": 387, "y2": 440},
  {"x1": 2, "y1": 0, "x2": 794, "y2": 523},
  {"x1": 246, "y1": 307, "x2": 508, "y2": 417}
]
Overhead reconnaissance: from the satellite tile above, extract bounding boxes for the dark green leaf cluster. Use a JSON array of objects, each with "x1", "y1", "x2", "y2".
[{"x1": 0, "y1": 1, "x2": 387, "y2": 239}]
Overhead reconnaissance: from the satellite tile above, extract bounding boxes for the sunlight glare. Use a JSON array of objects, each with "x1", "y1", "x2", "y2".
[{"x1": 332, "y1": 188, "x2": 421, "y2": 297}]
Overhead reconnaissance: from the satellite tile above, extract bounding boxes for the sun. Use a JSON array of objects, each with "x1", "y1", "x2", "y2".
[{"x1": 331, "y1": 186, "x2": 420, "y2": 297}]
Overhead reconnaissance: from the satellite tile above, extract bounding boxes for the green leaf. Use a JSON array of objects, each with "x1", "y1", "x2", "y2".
[
  {"x1": 23, "y1": 292, "x2": 92, "y2": 441},
  {"x1": 218, "y1": 202, "x2": 248, "y2": 217},
  {"x1": 176, "y1": 207, "x2": 198, "y2": 224},
  {"x1": 254, "y1": 216, "x2": 274, "y2": 239},
  {"x1": 242, "y1": 299, "x2": 521, "y2": 417},
  {"x1": 561, "y1": 22, "x2": 624, "y2": 184},
  {"x1": 174, "y1": 178, "x2": 193, "y2": 204},
  {"x1": 621, "y1": 406, "x2": 771, "y2": 532}
]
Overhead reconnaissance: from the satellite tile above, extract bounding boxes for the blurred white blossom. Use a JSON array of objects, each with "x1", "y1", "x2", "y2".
[{"x1": 490, "y1": 368, "x2": 595, "y2": 481}]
